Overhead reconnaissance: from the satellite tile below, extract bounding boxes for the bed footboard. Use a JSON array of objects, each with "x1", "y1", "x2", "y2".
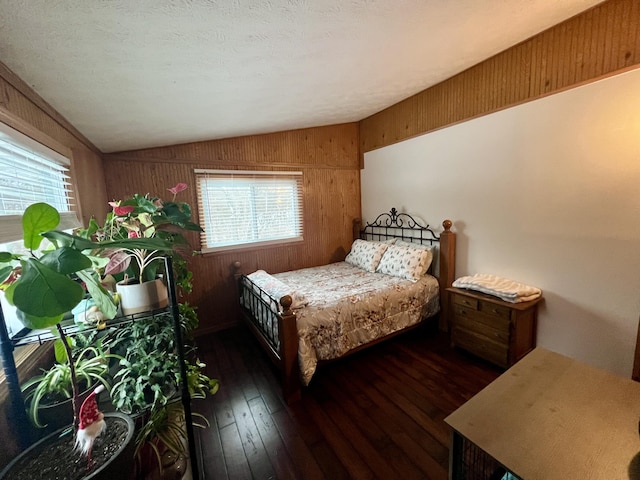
[{"x1": 234, "y1": 263, "x2": 301, "y2": 402}]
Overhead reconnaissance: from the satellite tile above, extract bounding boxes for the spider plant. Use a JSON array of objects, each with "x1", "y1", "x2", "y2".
[{"x1": 20, "y1": 345, "x2": 118, "y2": 428}]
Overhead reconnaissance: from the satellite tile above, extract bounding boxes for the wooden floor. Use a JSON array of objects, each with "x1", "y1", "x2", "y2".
[{"x1": 192, "y1": 323, "x2": 502, "y2": 480}]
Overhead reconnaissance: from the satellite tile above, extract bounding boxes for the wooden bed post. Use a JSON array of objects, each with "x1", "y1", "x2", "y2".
[
  {"x1": 232, "y1": 261, "x2": 242, "y2": 282},
  {"x1": 353, "y1": 218, "x2": 362, "y2": 241},
  {"x1": 632, "y1": 315, "x2": 640, "y2": 382},
  {"x1": 278, "y1": 295, "x2": 301, "y2": 403},
  {"x1": 438, "y1": 220, "x2": 456, "y2": 332}
]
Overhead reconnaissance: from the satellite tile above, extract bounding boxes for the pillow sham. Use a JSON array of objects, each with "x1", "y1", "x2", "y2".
[
  {"x1": 394, "y1": 240, "x2": 434, "y2": 274},
  {"x1": 375, "y1": 244, "x2": 433, "y2": 281},
  {"x1": 344, "y1": 239, "x2": 389, "y2": 272},
  {"x1": 395, "y1": 239, "x2": 431, "y2": 251},
  {"x1": 246, "y1": 270, "x2": 308, "y2": 309}
]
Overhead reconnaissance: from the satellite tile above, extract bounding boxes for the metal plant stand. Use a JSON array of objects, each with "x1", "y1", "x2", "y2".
[{"x1": 0, "y1": 256, "x2": 199, "y2": 479}]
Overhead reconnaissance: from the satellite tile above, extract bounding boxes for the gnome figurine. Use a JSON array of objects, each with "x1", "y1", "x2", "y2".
[{"x1": 75, "y1": 384, "x2": 107, "y2": 461}]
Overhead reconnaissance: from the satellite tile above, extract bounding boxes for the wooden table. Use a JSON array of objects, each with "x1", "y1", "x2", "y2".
[{"x1": 445, "y1": 347, "x2": 640, "y2": 479}]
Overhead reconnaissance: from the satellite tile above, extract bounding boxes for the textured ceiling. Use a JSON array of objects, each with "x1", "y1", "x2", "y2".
[{"x1": 0, "y1": 0, "x2": 604, "y2": 153}]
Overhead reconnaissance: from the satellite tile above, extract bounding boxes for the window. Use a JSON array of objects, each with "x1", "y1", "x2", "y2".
[
  {"x1": 0, "y1": 121, "x2": 78, "y2": 338},
  {"x1": 0, "y1": 121, "x2": 79, "y2": 244},
  {"x1": 195, "y1": 169, "x2": 304, "y2": 252}
]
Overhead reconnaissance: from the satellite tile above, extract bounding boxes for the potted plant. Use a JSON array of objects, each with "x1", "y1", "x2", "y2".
[
  {"x1": 110, "y1": 303, "x2": 218, "y2": 478},
  {"x1": 20, "y1": 347, "x2": 111, "y2": 430},
  {"x1": 75, "y1": 185, "x2": 217, "y2": 478},
  {"x1": 0, "y1": 202, "x2": 174, "y2": 479},
  {"x1": 81, "y1": 183, "x2": 203, "y2": 315},
  {"x1": 21, "y1": 331, "x2": 116, "y2": 434}
]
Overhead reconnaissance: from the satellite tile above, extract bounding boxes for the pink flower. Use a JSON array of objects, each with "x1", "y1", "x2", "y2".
[
  {"x1": 168, "y1": 183, "x2": 188, "y2": 200},
  {"x1": 113, "y1": 205, "x2": 135, "y2": 216},
  {"x1": 168, "y1": 183, "x2": 188, "y2": 195},
  {"x1": 128, "y1": 230, "x2": 140, "y2": 238},
  {"x1": 0, "y1": 268, "x2": 21, "y2": 289}
]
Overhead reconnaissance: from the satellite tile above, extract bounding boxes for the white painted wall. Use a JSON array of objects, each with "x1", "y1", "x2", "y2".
[{"x1": 362, "y1": 68, "x2": 640, "y2": 378}]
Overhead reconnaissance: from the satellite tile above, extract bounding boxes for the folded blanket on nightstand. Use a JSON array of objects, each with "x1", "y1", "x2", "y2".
[{"x1": 452, "y1": 273, "x2": 542, "y2": 303}]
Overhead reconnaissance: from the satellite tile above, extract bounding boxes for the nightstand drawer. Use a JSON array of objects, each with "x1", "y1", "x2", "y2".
[
  {"x1": 478, "y1": 300, "x2": 511, "y2": 320},
  {"x1": 453, "y1": 305, "x2": 510, "y2": 333},
  {"x1": 451, "y1": 293, "x2": 478, "y2": 310},
  {"x1": 451, "y1": 328, "x2": 509, "y2": 367},
  {"x1": 452, "y1": 310, "x2": 510, "y2": 343}
]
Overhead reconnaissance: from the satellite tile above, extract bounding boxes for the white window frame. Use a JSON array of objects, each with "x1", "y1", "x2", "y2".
[
  {"x1": 195, "y1": 169, "x2": 304, "y2": 253},
  {"x1": 0, "y1": 119, "x2": 77, "y2": 395},
  {"x1": 0, "y1": 120, "x2": 79, "y2": 338},
  {"x1": 0, "y1": 121, "x2": 80, "y2": 244}
]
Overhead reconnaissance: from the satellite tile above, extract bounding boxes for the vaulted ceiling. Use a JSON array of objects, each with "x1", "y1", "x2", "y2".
[{"x1": 0, "y1": 0, "x2": 604, "y2": 153}]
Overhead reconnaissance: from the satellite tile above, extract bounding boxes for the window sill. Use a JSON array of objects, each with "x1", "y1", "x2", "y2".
[
  {"x1": 200, "y1": 236, "x2": 304, "y2": 255},
  {"x1": 0, "y1": 342, "x2": 53, "y2": 405}
]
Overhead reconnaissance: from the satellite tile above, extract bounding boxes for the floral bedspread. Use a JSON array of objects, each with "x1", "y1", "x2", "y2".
[{"x1": 273, "y1": 262, "x2": 439, "y2": 385}]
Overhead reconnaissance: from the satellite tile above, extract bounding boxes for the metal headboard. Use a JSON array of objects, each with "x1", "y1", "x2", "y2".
[{"x1": 360, "y1": 208, "x2": 440, "y2": 245}]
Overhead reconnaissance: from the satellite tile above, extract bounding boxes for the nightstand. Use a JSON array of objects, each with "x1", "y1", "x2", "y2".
[{"x1": 447, "y1": 287, "x2": 542, "y2": 368}]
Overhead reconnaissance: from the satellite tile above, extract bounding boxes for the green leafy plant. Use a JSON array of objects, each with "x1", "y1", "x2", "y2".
[
  {"x1": 109, "y1": 304, "x2": 218, "y2": 476},
  {"x1": 187, "y1": 360, "x2": 220, "y2": 399},
  {"x1": 79, "y1": 184, "x2": 203, "y2": 291},
  {"x1": 0, "y1": 199, "x2": 212, "y2": 475},
  {"x1": 21, "y1": 345, "x2": 116, "y2": 428},
  {"x1": 110, "y1": 313, "x2": 181, "y2": 415},
  {"x1": 0, "y1": 202, "x2": 174, "y2": 437},
  {"x1": 134, "y1": 401, "x2": 209, "y2": 477},
  {"x1": 110, "y1": 305, "x2": 218, "y2": 414}
]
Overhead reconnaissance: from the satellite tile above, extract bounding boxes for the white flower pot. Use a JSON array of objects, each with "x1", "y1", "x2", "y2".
[{"x1": 116, "y1": 278, "x2": 169, "y2": 315}]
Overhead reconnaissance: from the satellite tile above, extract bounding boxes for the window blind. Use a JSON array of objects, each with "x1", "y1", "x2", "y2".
[
  {"x1": 195, "y1": 169, "x2": 304, "y2": 252},
  {"x1": 0, "y1": 122, "x2": 79, "y2": 244}
]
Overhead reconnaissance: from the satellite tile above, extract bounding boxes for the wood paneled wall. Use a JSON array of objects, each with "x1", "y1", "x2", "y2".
[
  {"x1": 0, "y1": 61, "x2": 109, "y2": 223},
  {"x1": 103, "y1": 123, "x2": 361, "y2": 333},
  {"x1": 360, "y1": 0, "x2": 640, "y2": 153}
]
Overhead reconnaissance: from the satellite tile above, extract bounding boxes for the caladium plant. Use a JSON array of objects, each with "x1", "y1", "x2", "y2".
[{"x1": 78, "y1": 184, "x2": 202, "y2": 290}]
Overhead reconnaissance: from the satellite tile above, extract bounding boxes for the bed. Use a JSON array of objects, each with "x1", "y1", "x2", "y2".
[{"x1": 234, "y1": 208, "x2": 456, "y2": 402}]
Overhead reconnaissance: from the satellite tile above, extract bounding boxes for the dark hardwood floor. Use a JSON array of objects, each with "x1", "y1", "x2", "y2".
[{"x1": 192, "y1": 322, "x2": 502, "y2": 480}]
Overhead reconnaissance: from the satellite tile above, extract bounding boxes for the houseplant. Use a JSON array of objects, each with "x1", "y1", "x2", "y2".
[
  {"x1": 110, "y1": 303, "x2": 218, "y2": 478},
  {"x1": 1, "y1": 187, "x2": 214, "y2": 478},
  {"x1": 80, "y1": 183, "x2": 203, "y2": 315},
  {"x1": 0, "y1": 202, "x2": 174, "y2": 478},
  {"x1": 20, "y1": 330, "x2": 118, "y2": 434},
  {"x1": 21, "y1": 344, "x2": 113, "y2": 431},
  {"x1": 79, "y1": 185, "x2": 217, "y2": 478}
]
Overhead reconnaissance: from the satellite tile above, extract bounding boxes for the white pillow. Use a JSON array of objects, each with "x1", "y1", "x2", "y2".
[
  {"x1": 375, "y1": 244, "x2": 433, "y2": 281},
  {"x1": 247, "y1": 270, "x2": 308, "y2": 309},
  {"x1": 394, "y1": 240, "x2": 434, "y2": 274},
  {"x1": 345, "y1": 239, "x2": 389, "y2": 272},
  {"x1": 395, "y1": 239, "x2": 431, "y2": 251}
]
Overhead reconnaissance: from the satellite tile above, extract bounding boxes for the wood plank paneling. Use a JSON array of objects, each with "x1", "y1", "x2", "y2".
[
  {"x1": 360, "y1": 0, "x2": 640, "y2": 153},
  {"x1": 103, "y1": 124, "x2": 361, "y2": 334},
  {"x1": 0, "y1": 65, "x2": 108, "y2": 225}
]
